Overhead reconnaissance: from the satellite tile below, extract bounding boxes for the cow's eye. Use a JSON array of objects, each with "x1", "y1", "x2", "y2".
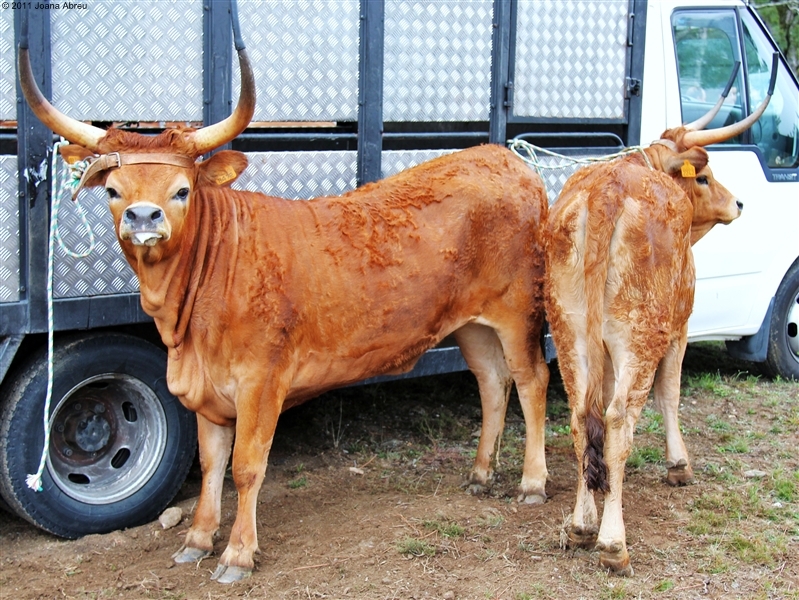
[
  {"x1": 106, "y1": 187, "x2": 119, "y2": 199},
  {"x1": 696, "y1": 175, "x2": 708, "y2": 185},
  {"x1": 174, "y1": 187, "x2": 190, "y2": 201}
]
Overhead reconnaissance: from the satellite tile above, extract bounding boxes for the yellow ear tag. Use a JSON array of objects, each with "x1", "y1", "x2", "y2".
[
  {"x1": 212, "y1": 165, "x2": 238, "y2": 185},
  {"x1": 62, "y1": 153, "x2": 82, "y2": 165},
  {"x1": 681, "y1": 160, "x2": 696, "y2": 178}
]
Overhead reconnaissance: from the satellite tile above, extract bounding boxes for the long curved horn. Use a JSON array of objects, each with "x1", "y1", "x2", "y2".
[
  {"x1": 683, "y1": 61, "x2": 741, "y2": 131},
  {"x1": 683, "y1": 53, "x2": 779, "y2": 148},
  {"x1": 191, "y1": 48, "x2": 256, "y2": 156},
  {"x1": 18, "y1": 46, "x2": 106, "y2": 151}
]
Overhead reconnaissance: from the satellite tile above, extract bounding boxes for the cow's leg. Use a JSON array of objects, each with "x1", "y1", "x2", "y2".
[
  {"x1": 454, "y1": 323, "x2": 513, "y2": 495},
  {"x1": 564, "y1": 354, "x2": 599, "y2": 548},
  {"x1": 654, "y1": 325, "x2": 693, "y2": 486},
  {"x1": 595, "y1": 366, "x2": 653, "y2": 576},
  {"x1": 212, "y1": 380, "x2": 286, "y2": 584},
  {"x1": 174, "y1": 414, "x2": 234, "y2": 563},
  {"x1": 496, "y1": 321, "x2": 549, "y2": 504}
]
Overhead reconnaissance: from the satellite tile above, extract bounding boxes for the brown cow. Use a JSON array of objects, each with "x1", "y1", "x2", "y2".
[
  {"x1": 19, "y1": 46, "x2": 551, "y2": 582},
  {"x1": 545, "y1": 100, "x2": 771, "y2": 575}
]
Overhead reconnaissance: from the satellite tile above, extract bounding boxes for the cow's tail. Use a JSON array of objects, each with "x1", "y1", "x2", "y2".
[{"x1": 581, "y1": 193, "x2": 616, "y2": 494}]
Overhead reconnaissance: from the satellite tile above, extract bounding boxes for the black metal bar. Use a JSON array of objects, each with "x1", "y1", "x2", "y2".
[
  {"x1": 0, "y1": 335, "x2": 25, "y2": 384},
  {"x1": 14, "y1": 8, "x2": 51, "y2": 335},
  {"x1": 53, "y1": 294, "x2": 151, "y2": 331},
  {"x1": 489, "y1": 0, "x2": 513, "y2": 145},
  {"x1": 357, "y1": 346, "x2": 468, "y2": 386},
  {"x1": 0, "y1": 304, "x2": 27, "y2": 337},
  {"x1": 357, "y1": 0, "x2": 384, "y2": 186},
  {"x1": 203, "y1": 0, "x2": 234, "y2": 152},
  {"x1": 626, "y1": 0, "x2": 648, "y2": 146}
]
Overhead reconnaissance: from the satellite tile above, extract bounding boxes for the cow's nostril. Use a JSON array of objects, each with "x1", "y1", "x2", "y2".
[
  {"x1": 151, "y1": 210, "x2": 162, "y2": 221},
  {"x1": 736, "y1": 200, "x2": 744, "y2": 211},
  {"x1": 124, "y1": 209, "x2": 136, "y2": 222}
]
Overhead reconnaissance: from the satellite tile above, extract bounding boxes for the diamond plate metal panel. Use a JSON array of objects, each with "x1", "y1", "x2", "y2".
[
  {"x1": 52, "y1": 168, "x2": 139, "y2": 299},
  {"x1": 51, "y1": 1, "x2": 203, "y2": 122},
  {"x1": 513, "y1": 0, "x2": 629, "y2": 120},
  {"x1": 535, "y1": 157, "x2": 589, "y2": 205},
  {"x1": 232, "y1": 1, "x2": 359, "y2": 122},
  {"x1": 381, "y1": 149, "x2": 455, "y2": 178},
  {"x1": 233, "y1": 151, "x2": 357, "y2": 199},
  {"x1": 384, "y1": 1, "x2": 493, "y2": 122},
  {"x1": 383, "y1": 148, "x2": 594, "y2": 205},
  {"x1": 0, "y1": 12, "x2": 14, "y2": 121},
  {"x1": 0, "y1": 156, "x2": 20, "y2": 303}
]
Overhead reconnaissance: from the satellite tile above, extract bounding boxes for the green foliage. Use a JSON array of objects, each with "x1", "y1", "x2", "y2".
[{"x1": 754, "y1": 0, "x2": 799, "y2": 74}]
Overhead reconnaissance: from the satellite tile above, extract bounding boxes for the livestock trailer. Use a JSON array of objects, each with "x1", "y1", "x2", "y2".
[{"x1": 0, "y1": 0, "x2": 797, "y2": 536}]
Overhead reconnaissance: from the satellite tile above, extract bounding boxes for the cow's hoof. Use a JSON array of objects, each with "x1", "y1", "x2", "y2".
[
  {"x1": 172, "y1": 546, "x2": 212, "y2": 564},
  {"x1": 516, "y1": 489, "x2": 546, "y2": 505},
  {"x1": 211, "y1": 564, "x2": 252, "y2": 584},
  {"x1": 467, "y1": 482, "x2": 488, "y2": 496},
  {"x1": 566, "y1": 526, "x2": 598, "y2": 549},
  {"x1": 597, "y1": 541, "x2": 632, "y2": 576},
  {"x1": 665, "y1": 460, "x2": 694, "y2": 486}
]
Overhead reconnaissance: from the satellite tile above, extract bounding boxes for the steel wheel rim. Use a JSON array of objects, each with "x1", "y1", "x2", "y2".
[
  {"x1": 46, "y1": 374, "x2": 167, "y2": 505},
  {"x1": 787, "y1": 287, "x2": 799, "y2": 360}
]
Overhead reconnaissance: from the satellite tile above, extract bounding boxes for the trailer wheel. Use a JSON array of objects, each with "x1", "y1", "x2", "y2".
[
  {"x1": 765, "y1": 260, "x2": 799, "y2": 380},
  {"x1": 0, "y1": 333, "x2": 196, "y2": 538}
]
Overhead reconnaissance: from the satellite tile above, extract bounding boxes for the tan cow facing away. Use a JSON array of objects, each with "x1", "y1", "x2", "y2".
[
  {"x1": 545, "y1": 100, "x2": 771, "y2": 575},
  {"x1": 19, "y1": 46, "x2": 551, "y2": 582}
]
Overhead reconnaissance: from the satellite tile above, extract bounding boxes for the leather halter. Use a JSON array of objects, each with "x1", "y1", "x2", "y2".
[{"x1": 72, "y1": 152, "x2": 197, "y2": 199}]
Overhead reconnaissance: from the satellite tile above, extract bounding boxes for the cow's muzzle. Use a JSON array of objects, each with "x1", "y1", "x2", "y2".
[{"x1": 120, "y1": 202, "x2": 169, "y2": 246}]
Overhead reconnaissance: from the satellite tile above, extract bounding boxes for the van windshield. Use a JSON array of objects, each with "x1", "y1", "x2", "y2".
[{"x1": 741, "y1": 11, "x2": 799, "y2": 169}]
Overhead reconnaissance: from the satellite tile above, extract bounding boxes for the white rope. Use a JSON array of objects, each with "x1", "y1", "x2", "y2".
[
  {"x1": 507, "y1": 139, "x2": 653, "y2": 177},
  {"x1": 26, "y1": 139, "x2": 96, "y2": 492}
]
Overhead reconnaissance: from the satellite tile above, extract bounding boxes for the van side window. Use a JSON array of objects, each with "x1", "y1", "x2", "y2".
[
  {"x1": 741, "y1": 12, "x2": 799, "y2": 169},
  {"x1": 672, "y1": 10, "x2": 744, "y2": 144},
  {"x1": 673, "y1": 9, "x2": 799, "y2": 169}
]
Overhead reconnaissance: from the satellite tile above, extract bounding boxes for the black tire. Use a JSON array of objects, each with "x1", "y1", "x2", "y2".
[
  {"x1": 0, "y1": 333, "x2": 197, "y2": 538},
  {"x1": 764, "y1": 259, "x2": 799, "y2": 380}
]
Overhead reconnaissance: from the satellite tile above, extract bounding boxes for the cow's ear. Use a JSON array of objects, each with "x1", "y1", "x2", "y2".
[
  {"x1": 663, "y1": 146, "x2": 709, "y2": 178},
  {"x1": 59, "y1": 144, "x2": 109, "y2": 189},
  {"x1": 59, "y1": 144, "x2": 95, "y2": 165},
  {"x1": 197, "y1": 150, "x2": 249, "y2": 187}
]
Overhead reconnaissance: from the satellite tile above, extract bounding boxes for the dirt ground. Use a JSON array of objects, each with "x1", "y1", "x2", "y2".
[{"x1": 1, "y1": 343, "x2": 797, "y2": 600}]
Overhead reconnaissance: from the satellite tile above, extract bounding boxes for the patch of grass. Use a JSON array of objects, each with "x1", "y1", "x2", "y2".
[
  {"x1": 716, "y1": 438, "x2": 750, "y2": 454},
  {"x1": 627, "y1": 445, "x2": 663, "y2": 469},
  {"x1": 548, "y1": 424, "x2": 571, "y2": 436},
  {"x1": 636, "y1": 408, "x2": 664, "y2": 434},
  {"x1": 476, "y1": 511, "x2": 504, "y2": 528},
  {"x1": 683, "y1": 371, "x2": 731, "y2": 398},
  {"x1": 653, "y1": 579, "x2": 675, "y2": 593},
  {"x1": 287, "y1": 476, "x2": 308, "y2": 489},
  {"x1": 706, "y1": 414, "x2": 733, "y2": 433},
  {"x1": 773, "y1": 472, "x2": 797, "y2": 503},
  {"x1": 725, "y1": 531, "x2": 788, "y2": 566},
  {"x1": 599, "y1": 581, "x2": 628, "y2": 600},
  {"x1": 701, "y1": 543, "x2": 732, "y2": 574},
  {"x1": 423, "y1": 517, "x2": 465, "y2": 538},
  {"x1": 396, "y1": 536, "x2": 436, "y2": 557}
]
